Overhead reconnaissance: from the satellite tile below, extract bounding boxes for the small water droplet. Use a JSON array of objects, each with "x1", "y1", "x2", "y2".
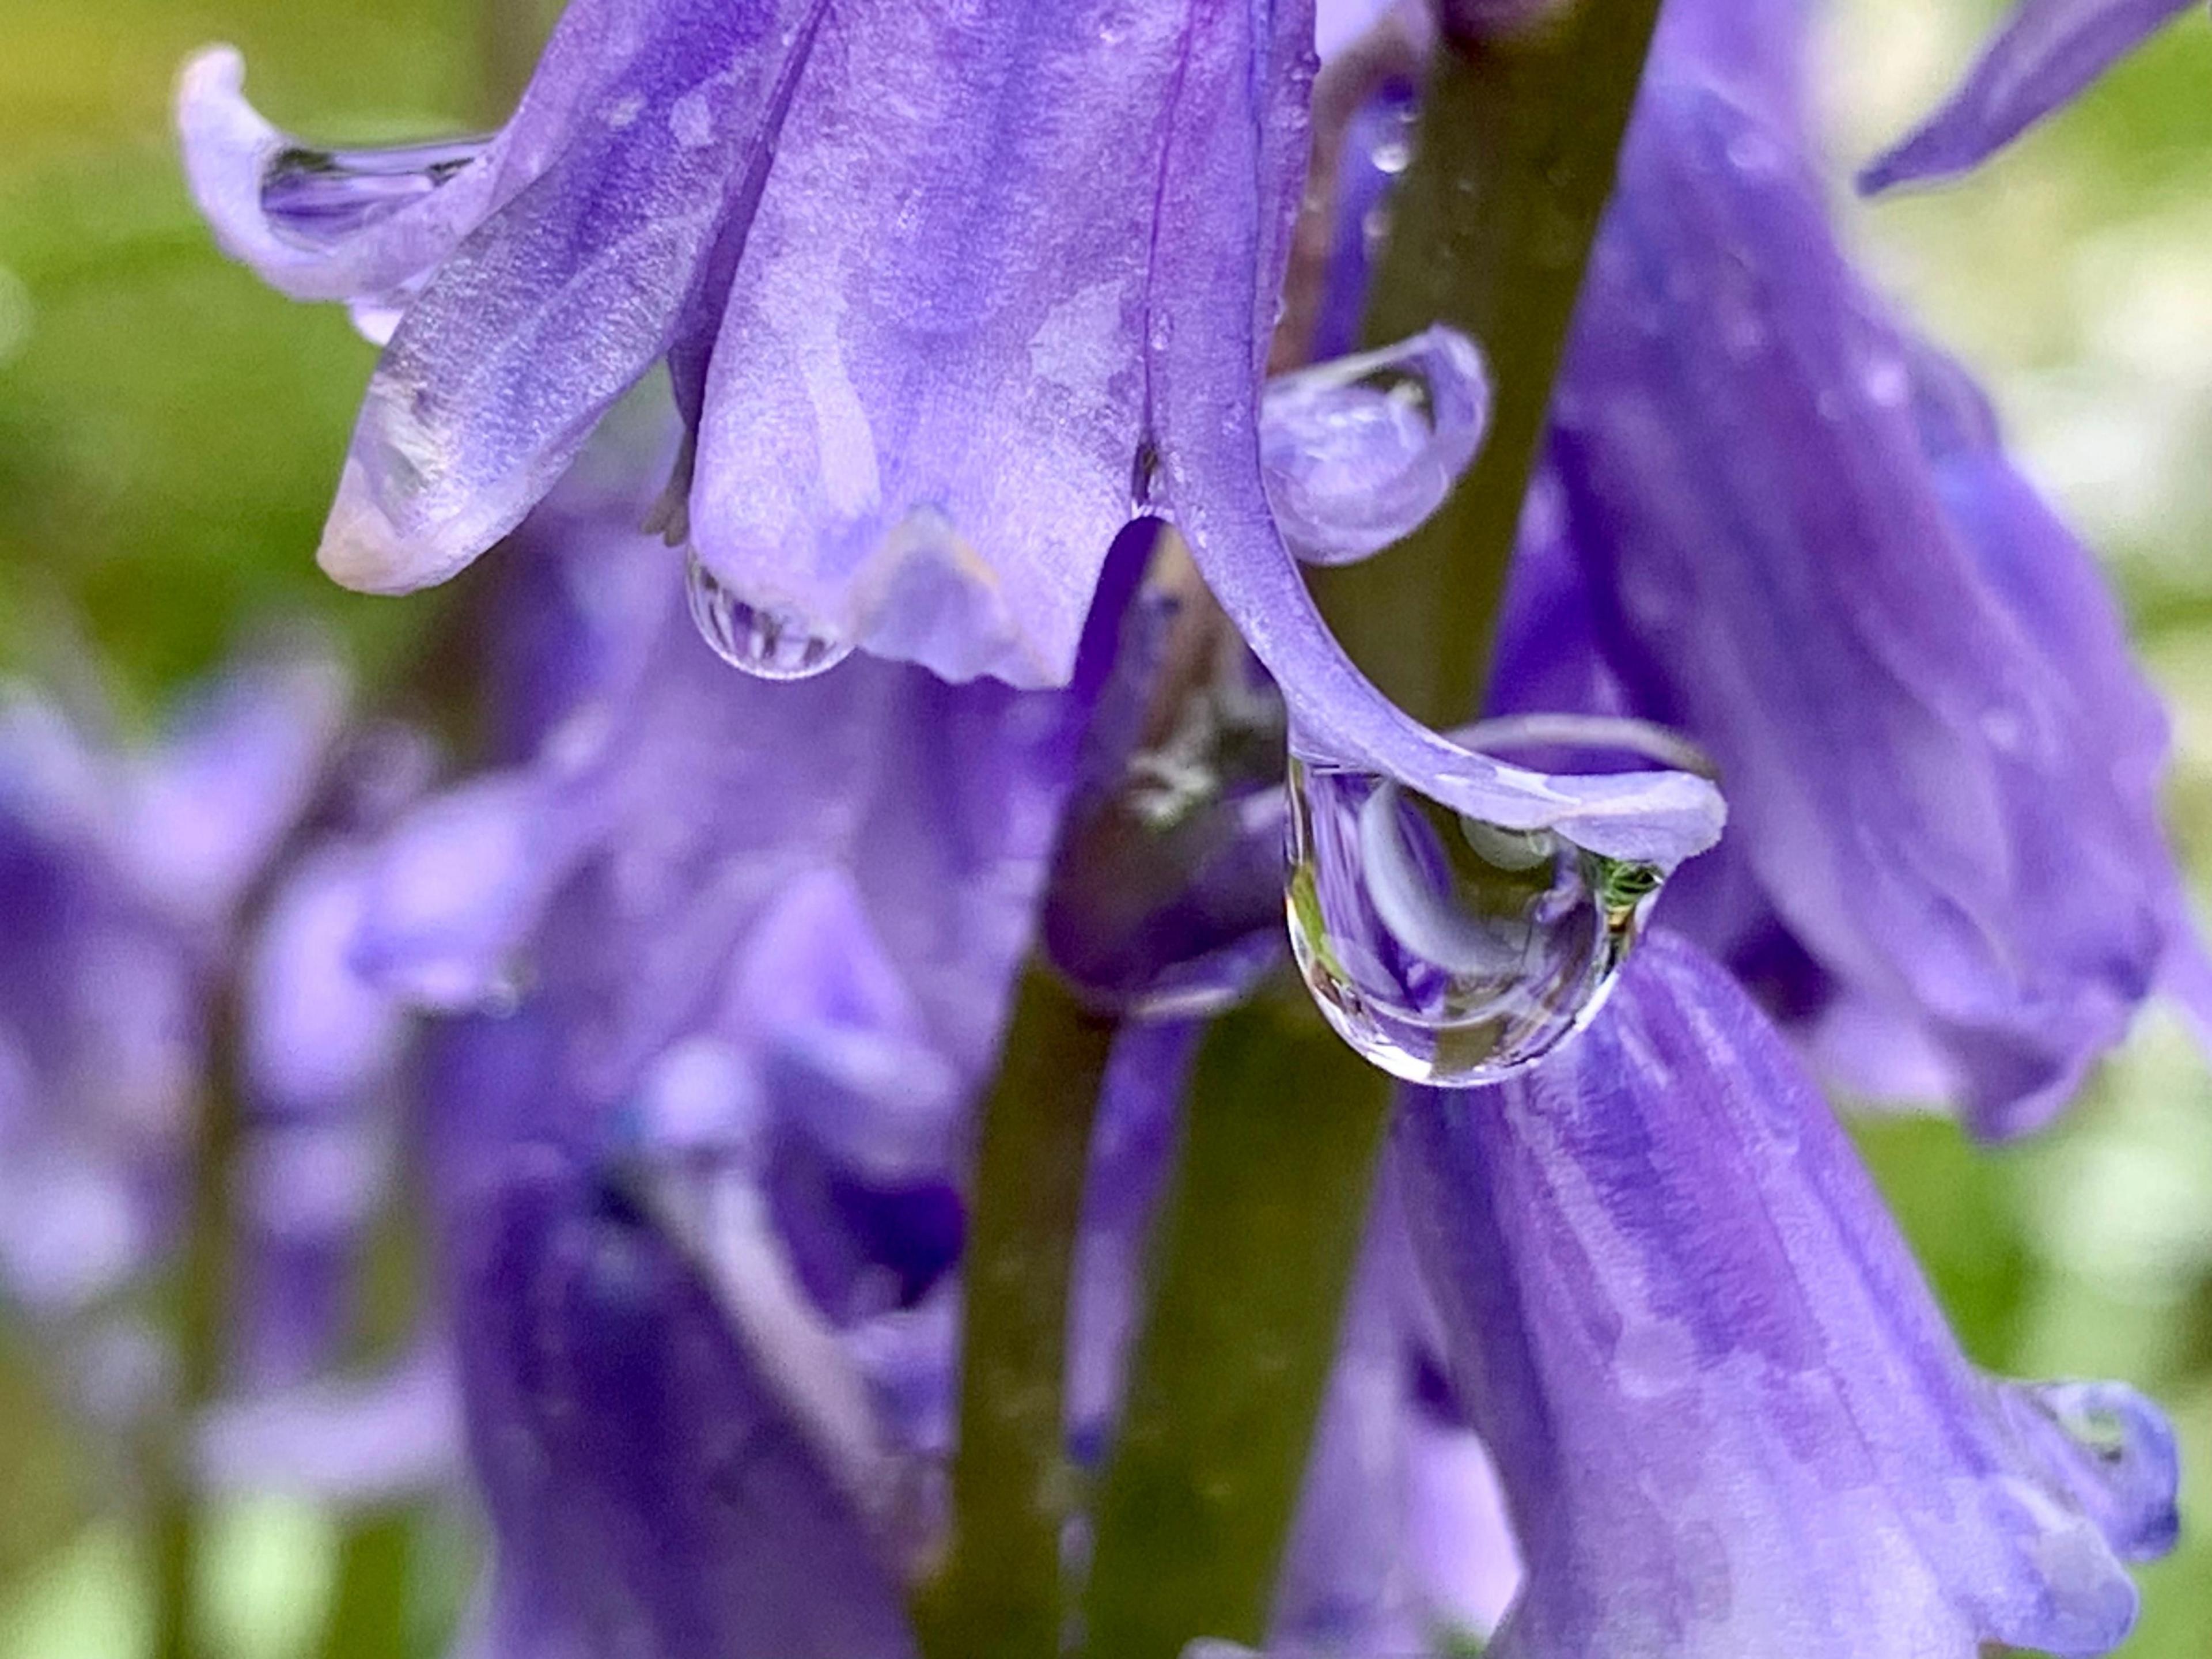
[
  {"x1": 1284, "y1": 748, "x2": 1661, "y2": 1085},
  {"x1": 1260, "y1": 325, "x2": 1490, "y2": 567},
  {"x1": 1861, "y1": 353, "x2": 1910, "y2": 407},
  {"x1": 1129, "y1": 441, "x2": 1162, "y2": 517},
  {"x1": 1725, "y1": 128, "x2": 1783, "y2": 177},
  {"x1": 684, "y1": 551, "x2": 852, "y2": 681}
]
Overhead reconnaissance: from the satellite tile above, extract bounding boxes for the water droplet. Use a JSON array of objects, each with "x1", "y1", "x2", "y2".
[
  {"x1": 1861, "y1": 353, "x2": 1911, "y2": 407},
  {"x1": 684, "y1": 551, "x2": 851, "y2": 681},
  {"x1": 1129, "y1": 440, "x2": 1162, "y2": 517},
  {"x1": 1260, "y1": 325, "x2": 1490, "y2": 568},
  {"x1": 261, "y1": 137, "x2": 490, "y2": 249},
  {"x1": 1284, "y1": 749, "x2": 1661, "y2": 1085}
]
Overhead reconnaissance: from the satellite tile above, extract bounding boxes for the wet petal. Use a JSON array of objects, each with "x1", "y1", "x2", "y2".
[
  {"x1": 689, "y1": 2, "x2": 1193, "y2": 686},
  {"x1": 1544, "y1": 74, "x2": 2198, "y2": 1132},
  {"x1": 1397, "y1": 932, "x2": 2177, "y2": 1658},
  {"x1": 316, "y1": 0, "x2": 825, "y2": 593},
  {"x1": 1859, "y1": 0, "x2": 2199, "y2": 194},
  {"x1": 1147, "y1": 0, "x2": 1722, "y2": 868},
  {"x1": 177, "y1": 0, "x2": 692, "y2": 305}
]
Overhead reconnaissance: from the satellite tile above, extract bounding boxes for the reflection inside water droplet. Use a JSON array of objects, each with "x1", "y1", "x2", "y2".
[
  {"x1": 1260, "y1": 325, "x2": 1490, "y2": 568},
  {"x1": 685, "y1": 551, "x2": 853, "y2": 681},
  {"x1": 1284, "y1": 747, "x2": 1662, "y2": 1086},
  {"x1": 261, "y1": 138, "x2": 490, "y2": 248}
]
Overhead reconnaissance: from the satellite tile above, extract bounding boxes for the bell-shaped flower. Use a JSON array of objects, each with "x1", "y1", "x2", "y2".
[
  {"x1": 1396, "y1": 931, "x2": 2179, "y2": 1658},
  {"x1": 1483, "y1": 7, "x2": 2207, "y2": 1134},
  {"x1": 177, "y1": 0, "x2": 1721, "y2": 872}
]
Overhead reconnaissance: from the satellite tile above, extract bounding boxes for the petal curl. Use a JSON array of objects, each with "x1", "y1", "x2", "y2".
[
  {"x1": 178, "y1": 0, "x2": 699, "y2": 304},
  {"x1": 1148, "y1": 0, "x2": 1722, "y2": 866},
  {"x1": 317, "y1": 0, "x2": 825, "y2": 593}
]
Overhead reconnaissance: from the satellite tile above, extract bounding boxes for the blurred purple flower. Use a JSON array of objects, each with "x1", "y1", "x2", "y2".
[
  {"x1": 0, "y1": 645, "x2": 344, "y2": 1321},
  {"x1": 1861, "y1": 0, "x2": 2200, "y2": 194},
  {"x1": 1478, "y1": 0, "x2": 2208, "y2": 1135},
  {"x1": 1397, "y1": 931, "x2": 2178, "y2": 1658}
]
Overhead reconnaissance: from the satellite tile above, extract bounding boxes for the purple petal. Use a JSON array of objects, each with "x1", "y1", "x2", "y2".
[
  {"x1": 354, "y1": 772, "x2": 572, "y2": 1012},
  {"x1": 196, "y1": 1344, "x2": 463, "y2": 1502},
  {"x1": 177, "y1": 0, "x2": 692, "y2": 305},
  {"x1": 1314, "y1": 0, "x2": 1399, "y2": 60},
  {"x1": 1067, "y1": 1018, "x2": 1204, "y2": 1458},
  {"x1": 1396, "y1": 932, "x2": 2176, "y2": 1658},
  {"x1": 123, "y1": 641, "x2": 347, "y2": 925},
  {"x1": 454, "y1": 1149, "x2": 915, "y2": 1659},
  {"x1": 243, "y1": 845, "x2": 407, "y2": 1113},
  {"x1": 1543, "y1": 74, "x2": 2198, "y2": 1132},
  {"x1": 1859, "y1": 0, "x2": 2199, "y2": 194},
  {"x1": 1146, "y1": 0, "x2": 1724, "y2": 867},
  {"x1": 314, "y1": 0, "x2": 825, "y2": 593},
  {"x1": 688, "y1": 2, "x2": 1192, "y2": 686}
]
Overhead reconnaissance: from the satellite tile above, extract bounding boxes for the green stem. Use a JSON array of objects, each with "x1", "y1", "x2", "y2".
[
  {"x1": 316, "y1": 1509, "x2": 415, "y2": 1659},
  {"x1": 1079, "y1": 991, "x2": 1393, "y2": 1659},
  {"x1": 1074, "y1": 14, "x2": 1666, "y2": 1657},
  {"x1": 149, "y1": 994, "x2": 246, "y2": 1659},
  {"x1": 1306, "y1": 2, "x2": 1666, "y2": 729},
  {"x1": 912, "y1": 966, "x2": 1121, "y2": 1659}
]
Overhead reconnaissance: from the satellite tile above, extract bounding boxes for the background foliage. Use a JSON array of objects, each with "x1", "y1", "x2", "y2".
[{"x1": 1, "y1": 0, "x2": 2208, "y2": 1651}]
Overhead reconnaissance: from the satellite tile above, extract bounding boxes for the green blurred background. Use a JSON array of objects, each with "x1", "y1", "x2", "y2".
[{"x1": 1, "y1": 0, "x2": 2210, "y2": 1652}]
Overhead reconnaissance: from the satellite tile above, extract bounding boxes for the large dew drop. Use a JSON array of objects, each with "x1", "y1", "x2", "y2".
[
  {"x1": 1259, "y1": 325, "x2": 1490, "y2": 567},
  {"x1": 685, "y1": 551, "x2": 852, "y2": 681},
  {"x1": 1285, "y1": 749, "x2": 1662, "y2": 1085}
]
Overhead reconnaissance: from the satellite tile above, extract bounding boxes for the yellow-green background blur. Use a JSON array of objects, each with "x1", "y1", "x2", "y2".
[{"x1": 2, "y1": 0, "x2": 2210, "y2": 1652}]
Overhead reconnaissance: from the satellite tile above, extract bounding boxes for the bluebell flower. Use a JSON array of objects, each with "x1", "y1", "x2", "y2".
[
  {"x1": 1862, "y1": 0, "x2": 2203, "y2": 193},
  {"x1": 0, "y1": 637, "x2": 460, "y2": 1512},
  {"x1": 0, "y1": 643, "x2": 343, "y2": 1324},
  {"x1": 1476, "y1": 0, "x2": 2210, "y2": 1134},
  {"x1": 177, "y1": 0, "x2": 1723, "y2": 873},
  {"x1": 1397, "y1": 931, "x2": 2179, "y2": 1659}
]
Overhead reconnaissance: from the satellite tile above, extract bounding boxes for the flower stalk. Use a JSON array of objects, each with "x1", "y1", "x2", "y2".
[
  {"x1": 912, "y1": 967, "x2": 1121, "y2": 1659},
  {"x1": 1078, "y1": 989, "x2": 1392, "y2": 1659},
  {"x1": 1073, "y1": 10, "x2": 1669, "y2": 1656},
  {"x1": 1307, "y1": 0, "x2": 1666, "y2": 728}
]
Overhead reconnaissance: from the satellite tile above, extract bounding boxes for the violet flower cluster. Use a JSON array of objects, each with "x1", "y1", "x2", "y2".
[{"x1": 1, "y1": 0, "x2": 2194, "y2": 1652}]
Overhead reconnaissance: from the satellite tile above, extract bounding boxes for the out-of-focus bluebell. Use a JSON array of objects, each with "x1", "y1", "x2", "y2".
[
  {"x1": 1476, "y1": 0, "x2": 2209, "y2": 1135},
  {"x1": 1861, "y1": 0, "x2": 2202, "y2": 193},
  {"x1": 1397, "y1": 931, "x2": 2178, "y2": 1659},
  {"x1": 0, "y1": 642, "x2": 342, "y2": 1328}
]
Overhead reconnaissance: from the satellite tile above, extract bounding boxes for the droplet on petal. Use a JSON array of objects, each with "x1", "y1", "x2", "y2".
[
  {"x1": 1285, "y1": 740, "x2": 1662, "y2": 1085},
  {"x1": 684, "y1": 550, "x2": 852, "y2": 681},
  {"x1": 1260, "y1": 325, "x2": 1490, "y2": 567},
  {"x1": 260, "y1": 138, "x2": 490, "y2": 249}
]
